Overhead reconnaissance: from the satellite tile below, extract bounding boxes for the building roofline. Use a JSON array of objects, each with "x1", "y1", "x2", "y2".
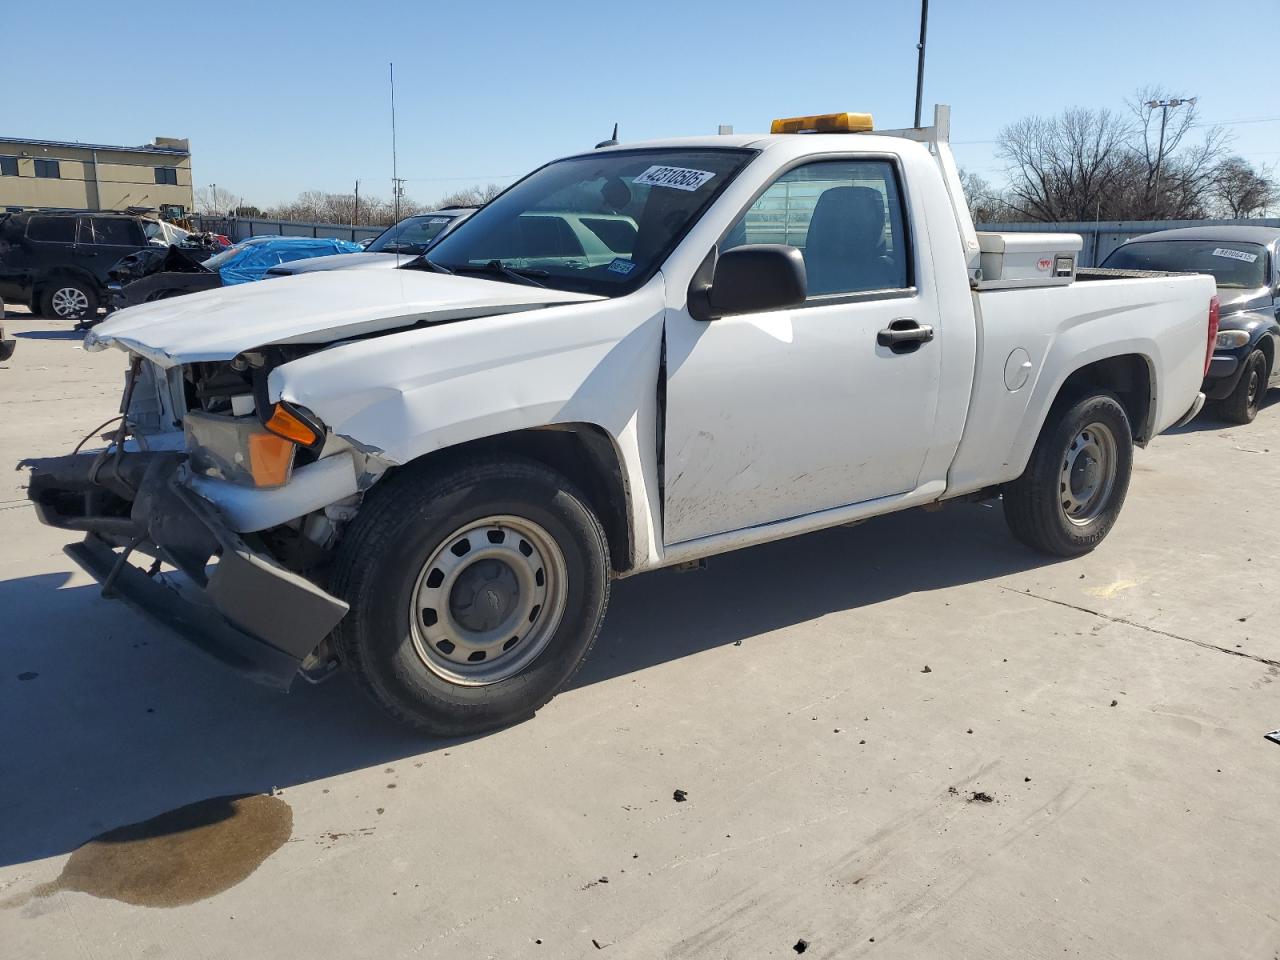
[{"x1": 0, "y1": 135, "x2": 189, "y2": 156}]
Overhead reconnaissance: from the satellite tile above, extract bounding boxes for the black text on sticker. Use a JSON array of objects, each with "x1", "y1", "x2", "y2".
[{"x1": 634, "y1": 166, "x2": 716, "y2": 192}]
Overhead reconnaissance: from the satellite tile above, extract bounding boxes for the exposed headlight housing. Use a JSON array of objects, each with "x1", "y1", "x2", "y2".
[{"x1": 1215, "y1": 329, "x2": 1251, "y2": 349}]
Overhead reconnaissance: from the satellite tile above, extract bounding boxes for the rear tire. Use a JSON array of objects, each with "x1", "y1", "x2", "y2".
[
  {"x1": 1220, "y1": 349, "x2": 1267, "y2": 424},
  {"x1": 329, "y1": 456, "x2": 610, "y2": 735},
  {"x1": 1003, "y1": 391, "x2": 1133, "y2": 557}
]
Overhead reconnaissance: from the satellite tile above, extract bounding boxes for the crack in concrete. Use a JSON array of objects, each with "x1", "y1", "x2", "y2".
[{"x1": 1000, "y1": 586, "x2": 1280, "y2": 669}]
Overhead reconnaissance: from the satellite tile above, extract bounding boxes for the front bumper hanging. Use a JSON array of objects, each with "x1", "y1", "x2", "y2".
[{"x1": 26, "y1": 451, "x2": 349, "y2": 690}]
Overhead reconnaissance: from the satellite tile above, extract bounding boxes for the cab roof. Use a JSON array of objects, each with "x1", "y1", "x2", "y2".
[{"x1": 584, "y1": 132, "x2": 927, "y2": 158}]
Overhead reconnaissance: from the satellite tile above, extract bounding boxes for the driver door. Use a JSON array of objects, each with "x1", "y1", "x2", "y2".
[{"x1": 662, "y1": 158, "x2": 943, "y2": 545}]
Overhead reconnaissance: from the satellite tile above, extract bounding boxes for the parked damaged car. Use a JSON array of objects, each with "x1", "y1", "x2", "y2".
[
  {"x1": 264, "y1": 209, "x2": 475, "y2": 277},
  {"x1": 109, "y1": 236, "x2": 364, "y2": 311},
  {"x1": 1103, "y1": 226, "x2": 1280, "y2": 423}
]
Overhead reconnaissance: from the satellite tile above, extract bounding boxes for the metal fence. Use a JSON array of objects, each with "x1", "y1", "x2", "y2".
[
  {"x1": 974, "y1": 218, "x2": 1280, "y2": 267},
  {"x1": 189, "y1": 215, "x2": 384, "y2": 244}
]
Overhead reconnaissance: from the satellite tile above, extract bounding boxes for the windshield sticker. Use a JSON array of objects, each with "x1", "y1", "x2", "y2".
[
  {"x1": 634, "y1": 165, "x2": 716, "y2": 192},
  {"x1": 607, "y1": 258, "x2": 636, "y2": 275},
  {"x1": 1212, "y1": 247, "x2": 1259, "y2": 263},
  {"x1": 428, "y1": 217, "x2": 450, "y2": 224}
]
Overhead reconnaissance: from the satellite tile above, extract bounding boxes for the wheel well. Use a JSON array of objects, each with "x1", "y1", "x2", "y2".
[
  {"x1": 35, "y1": 270, "x2": 100, "y2": 304},
  {"x1": 1258, "y1": 334, "x2": 1275, "y2": 376},
  {"x1": 1055, "y1": 355, "x2": 1153, "y2": 443},
  {"x1": 395, "y1": 424, "x2": 634, "y2": 574}
]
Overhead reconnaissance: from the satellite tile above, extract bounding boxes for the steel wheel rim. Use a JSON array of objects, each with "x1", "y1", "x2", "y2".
[
  {"x1": 1060, "y1": 421, "x2": 1117, "y2": 526},
  {"x1": 409, "y1": 515, "x2": 568, "y2": 685},
  {"x1": 1247, "y1": 364, "x2": 1263, "y2": 412},
  {"x1": 51, "y1": 287, "x2": 88, "y2": 318}
]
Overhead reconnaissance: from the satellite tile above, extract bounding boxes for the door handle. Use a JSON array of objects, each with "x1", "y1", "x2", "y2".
[{"x1": 877, "y1": 318, "x2": 934, "y2": 353}]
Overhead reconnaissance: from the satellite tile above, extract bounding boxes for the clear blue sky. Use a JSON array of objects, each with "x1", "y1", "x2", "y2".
[{"x1": 5, "y1": 0, "x2": 1277, "y2": 208}]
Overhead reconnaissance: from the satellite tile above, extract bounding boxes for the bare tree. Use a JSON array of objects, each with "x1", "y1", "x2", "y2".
[
  {"x1": 1127, "y1": 88, "x2": 1226, "y2": 219},
  {"x1": 997, "y1": 107, "x2": 1132, "y2": 221},
  {"x1": 994, "y1": 89, "x2": 1236, "y2": 222},
  {"x1": 194, "y1": 184, "x2": 241, "y2": 215},
  {"x1": 958, "y1": 169, "x2": 1011, "y2": 223},
  {"x1": 1212, "y1": 157, "x2": 1278, "y2": 218},
  {"x1": 435, "y1": 183, "x2": 505, "y2": 208}
]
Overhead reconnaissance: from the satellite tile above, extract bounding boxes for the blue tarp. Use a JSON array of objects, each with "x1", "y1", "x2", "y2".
[{"x1": 217, "y1": 237, "x2": 363, "y2": 285}]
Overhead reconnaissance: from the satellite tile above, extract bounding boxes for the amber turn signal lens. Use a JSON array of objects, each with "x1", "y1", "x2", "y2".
[
  {"x1": 264, "y1": 404, "x2": 321, "y2": 447},
  {"x1": 247, "y1": 432, "x2": 296, "y2": 488}
]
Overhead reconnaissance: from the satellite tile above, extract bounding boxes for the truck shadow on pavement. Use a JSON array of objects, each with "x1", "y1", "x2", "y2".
[{"x1": 0, "y1": 501, "x2": 1054, "y2": 868}]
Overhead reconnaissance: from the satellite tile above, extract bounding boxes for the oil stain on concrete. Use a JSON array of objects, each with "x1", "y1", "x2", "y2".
[{"x1": 19, "y1": 794, "x2": 292, "y2": 909}]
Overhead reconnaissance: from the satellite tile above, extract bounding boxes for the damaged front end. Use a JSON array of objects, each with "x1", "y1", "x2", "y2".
[{"x1": 25, "y1": 354, "x2": 387, "y2": 689}]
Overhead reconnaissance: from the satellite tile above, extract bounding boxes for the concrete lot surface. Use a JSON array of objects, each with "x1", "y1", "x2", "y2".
[{"x1": 1, "y1": 306, "x2": 1278, "y2": 959}]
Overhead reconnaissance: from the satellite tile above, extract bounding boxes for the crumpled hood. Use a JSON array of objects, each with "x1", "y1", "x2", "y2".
[
  {"x1": 269, "y1": 252, "x2": 404, "y2": 275},
  {"x1": 86, "y1": 268, "x2": 603, "y2": 366}
]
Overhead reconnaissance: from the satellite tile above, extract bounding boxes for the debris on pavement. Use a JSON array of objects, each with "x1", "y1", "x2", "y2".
[
  {"x1": 793, "y1": 939, "x2": 809, "y2": 954},
  {"x1": 1264, "y1": 730, "x2": 1280, "y2": 746},
  {"x1": 673, "y1": 789, "x2": 688, "y2": 802}
]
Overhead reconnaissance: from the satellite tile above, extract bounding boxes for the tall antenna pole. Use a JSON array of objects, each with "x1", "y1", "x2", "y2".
[
  {"x1": 354, "y1": 179, "x2": 360, "y2": 227},
  {"x1": 390, "y1": 62, "x2": 400, "y2": 226},
  {"x1": 913, "y1": 0, "x2": 929, "y2": 128}
]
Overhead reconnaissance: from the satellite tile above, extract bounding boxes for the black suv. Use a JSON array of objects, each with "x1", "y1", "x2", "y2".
[{"x1": 0, "y1": 211, "x2": 161, "y2": 321}]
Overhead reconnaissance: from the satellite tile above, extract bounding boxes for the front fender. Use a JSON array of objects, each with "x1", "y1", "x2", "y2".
[{"x1": 268, "y1": 278, "x2": 669, "y2": 569}]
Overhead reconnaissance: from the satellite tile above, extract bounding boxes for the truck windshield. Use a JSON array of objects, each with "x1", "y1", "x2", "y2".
[
  {"x1": 1104, "y1": 240, "x2": 1269, "y2": 289},
  {"x1": 421, "y1": 148, "x2": 755, "y2": 296},
  {"x1": 368, "y1": 214, "x2": 458, "y2": 254}
]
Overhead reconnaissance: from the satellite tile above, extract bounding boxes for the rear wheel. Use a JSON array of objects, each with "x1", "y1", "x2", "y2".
[
  {"x1": 330, "y1": 456, "x2": 611, "y2": 735},
  {"x1": 1003, "y1": 391, "x2": 1133, "y2": 557},
  {"x1": 1219, "y1": 349, "x2": 1267, "y2": 424},
  {"x1": 40, "y1": 280, "x2": 97, "y2": 321}
]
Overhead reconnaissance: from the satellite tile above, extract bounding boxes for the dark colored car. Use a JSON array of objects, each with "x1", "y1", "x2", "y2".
[
  {"x1": 0, "y1": 211, "x2": 190, "y2": 321},
  {"x1": 1102, "y1": 226, "x2": 1280, "y2": 423},
  {"x1": 0, "y1": 295, "x2": 12, "y2": 362},
  {"x1": 109, "y1": 236, "x2": 364, "y2": 311},
  {"x1": 265, "y1": 208, "x2": 474, "y2": 277}
]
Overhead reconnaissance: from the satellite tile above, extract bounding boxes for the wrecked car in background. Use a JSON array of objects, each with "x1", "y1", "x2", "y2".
[
  {"x1": 265, "y1": 209, "x2": 475, "y2": 277},
  {"x1": 108, "y1": 236, "x2": 364, "y2": 310},
  {"x1": 26, "y1": 107, "x2": 1216, "y2": 736}
]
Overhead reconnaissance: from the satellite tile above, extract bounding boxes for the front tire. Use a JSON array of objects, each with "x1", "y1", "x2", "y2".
[
  {"x1": 330, "y1": 456, "x2": 610, "y2": 735},
  {"x1": 1003, "y1": 391, "x2": 1133, "y2": 557},
  {"x1": 1219, "y1": 349, "x2": 1267, "y2": 424}
]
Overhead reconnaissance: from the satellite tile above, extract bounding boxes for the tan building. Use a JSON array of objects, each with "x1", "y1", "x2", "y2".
[{"x1": 0, "y1": 135, "x2": 193, "y2": 217}]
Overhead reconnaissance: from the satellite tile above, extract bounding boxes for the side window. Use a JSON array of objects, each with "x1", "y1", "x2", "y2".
[
  {"x1": 33, "y1": 159, "x2": 60, "y2": 179},
  {"x1": 0, "y1": 157, "x2": 17, "y2": 177},
  {"x1": 79, "y1": 218, "x2": 143, "y2": 246},
  {"x1": 723, "y1": 159, "x2": 909, "y2": 297},
  {"x1": 26, "y1": 216, "x2": 76, "y2": 243}
]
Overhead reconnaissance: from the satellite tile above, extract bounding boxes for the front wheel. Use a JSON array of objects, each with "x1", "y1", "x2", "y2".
[
  {"x1": 330, "y1": 456, "x2": 611, "y2": 735},
  {"x1": 1002, "y1": 392, "x2": 1133, "y2": 557}
]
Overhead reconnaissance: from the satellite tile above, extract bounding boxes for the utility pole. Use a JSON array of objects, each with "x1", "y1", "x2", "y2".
[
  {"x1": 913, "y1": 0, "x2": 929, "y2": 128},
  {"x1": 354, "y1": 179, "x2": 360, "y2": 226},
  {"x1": 1144, "y1": 96, "x2": 1196, "y2": 216}
]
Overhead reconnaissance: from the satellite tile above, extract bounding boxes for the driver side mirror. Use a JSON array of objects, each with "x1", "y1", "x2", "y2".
[{"x1": 689, "y1": 244, "x2": 807, "y2": 321}]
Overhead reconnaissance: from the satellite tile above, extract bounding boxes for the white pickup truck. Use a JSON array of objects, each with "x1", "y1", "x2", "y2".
[{"x1": 27, "y1": 107, "x2": 1216, "y2": 734}]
